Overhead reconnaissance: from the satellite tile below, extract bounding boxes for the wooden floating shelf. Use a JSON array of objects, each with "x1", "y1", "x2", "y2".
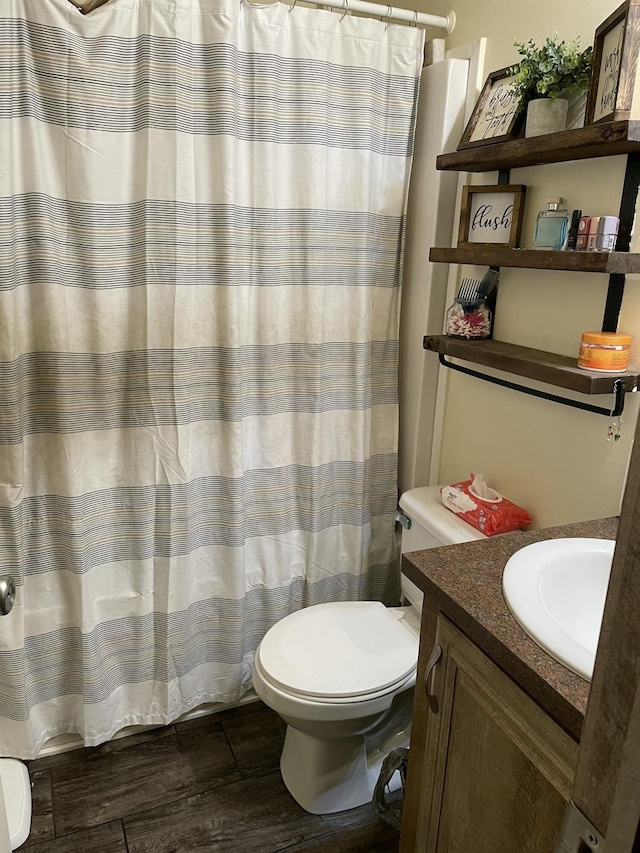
[
  {"x1": 436, "y1": 120, "x2": 640, "y2": 172},
  {"x1": 423, "y1": 336, "x2": 640, "y2": 396},
  {"x1": 428, "y1": 246, "x2": 640, "y2": 274}
]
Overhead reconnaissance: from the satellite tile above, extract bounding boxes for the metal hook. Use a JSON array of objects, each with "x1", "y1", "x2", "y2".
[
  {"x1": 339, "y1": 0, "x2": 349, "y2": 21},
  {"x1": 411, "y1": 9, "x2": 418, "y2": 26},
  {"x1": 384, "y1": 5, "x2": 392, "y2": 28},
  {"x1": 288, "y1": 0, "x2": 297, "y2": 13}
]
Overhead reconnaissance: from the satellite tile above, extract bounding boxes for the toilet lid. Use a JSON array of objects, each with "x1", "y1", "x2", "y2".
[{"x1": 257, "y1": 602, "x2": 418, "y2": 699}]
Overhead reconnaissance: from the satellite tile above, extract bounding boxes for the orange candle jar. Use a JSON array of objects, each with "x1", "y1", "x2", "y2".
[{"x1": 577, "y1": 331, "x2": 632, "y2": 373}]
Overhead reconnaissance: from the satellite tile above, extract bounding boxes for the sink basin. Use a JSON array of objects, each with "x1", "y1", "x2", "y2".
[{"x1": 502, "y1": 538, "x2": 615, "y2": 681}]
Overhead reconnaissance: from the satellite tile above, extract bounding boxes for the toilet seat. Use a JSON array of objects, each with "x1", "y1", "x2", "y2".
[{"x1": 256, "y1": 601, "x2": 418, "y2": 702}]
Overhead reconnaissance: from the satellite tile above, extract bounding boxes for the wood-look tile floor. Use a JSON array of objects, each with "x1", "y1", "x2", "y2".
[{"x1": 18, "y1": 702, "x2": 399, "y2": 853}]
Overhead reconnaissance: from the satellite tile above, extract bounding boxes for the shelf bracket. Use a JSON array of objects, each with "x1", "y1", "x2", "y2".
[
  {"x1": 438, "y1": 354, "x2": 626, "y2": 417},
  {"x1": 602, "y1": 151, "x2": 640, "y2": 332}
]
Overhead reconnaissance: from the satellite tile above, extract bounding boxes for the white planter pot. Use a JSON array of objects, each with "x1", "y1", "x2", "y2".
[
  {"x1": 565, "y1": 90, "x2": 588, "y2": 130},
  {"x1": 525, "y1": 98, "x2": 569, "y2": 138}
]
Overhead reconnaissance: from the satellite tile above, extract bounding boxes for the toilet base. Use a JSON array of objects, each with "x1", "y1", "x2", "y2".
[
  {"x1": 281, "y1": 726, "x2": 385, "y2": 814},
  {"x1": 279, "y1": 698, "x2": 411, "y2": 816}
]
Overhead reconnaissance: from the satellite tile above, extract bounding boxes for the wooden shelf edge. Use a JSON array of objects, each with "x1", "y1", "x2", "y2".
[
  {"x1": 436, "y1": 120, "x2": 640, "y2": 172},
  {"x1": 423, "y1": 336, "x2": 640, "y2": 396},
  {"x1": 428, "y1": 246, "x2": 640, "y2": 274}
]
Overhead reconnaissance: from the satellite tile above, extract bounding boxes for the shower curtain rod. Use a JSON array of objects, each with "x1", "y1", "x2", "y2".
[
  {"x1": 306, "y1": 1, "x2": 455, "y2": 31},
  {"x1": 70, "y1": 0, "x2": 455, "y2": 31}
]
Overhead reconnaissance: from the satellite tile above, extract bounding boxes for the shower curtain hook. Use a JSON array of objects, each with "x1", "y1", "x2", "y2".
[
  {"x1": 288, "y1": 0, "x2": 298, "y2": 12},
  {"x1": 339, "y1": 0, "x2": 349, "y2": 21},
  {"x1": 384, "y1": 5, "x2": 392, "y2": 28},
  {"x1": 411, "y1": 9, "x2": 418, "y2": 26}
]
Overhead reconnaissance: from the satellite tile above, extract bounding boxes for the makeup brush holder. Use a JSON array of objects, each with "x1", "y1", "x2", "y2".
[{"x1": 446, "y1": 298, "x2": 492, "y2": 339}]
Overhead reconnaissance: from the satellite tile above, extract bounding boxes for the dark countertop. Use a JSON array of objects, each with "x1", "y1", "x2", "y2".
[{"x1": 401, "y1": 517, "x2": 618, "y2": 741}]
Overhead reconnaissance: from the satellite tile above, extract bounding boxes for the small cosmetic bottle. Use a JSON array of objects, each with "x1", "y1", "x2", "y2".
[
  {"x1": 575, "y1": 216, "x2": 591, "y2": 251},
  {"x1": 586, "y1": 217, "x2": 601, "y2": 251},
  {"x1": 534, "y1": 197, "x2": 570, "y2": 250},
  {"x1": 565, "y1": 209, "x2": 582, "y2": 250},
  {"x1": 596, "y1": 216, "x2": 619, "y2": 251}
]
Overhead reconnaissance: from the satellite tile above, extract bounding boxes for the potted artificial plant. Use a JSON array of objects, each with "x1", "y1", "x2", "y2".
[{"x1": 509, "y1": 35, "x2": 593, "y2": 138}]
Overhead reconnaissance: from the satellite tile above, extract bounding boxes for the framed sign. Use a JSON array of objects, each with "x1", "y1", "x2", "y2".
[
  {"x1": 457, "y1": 185, "x2": 526, "y2": 249},
  {"x1": 585, "y1": 0, "x2": 640, "y2": 124},
  {"x1": 457, "y1": 68, "x2": 524, "y2": 150}
]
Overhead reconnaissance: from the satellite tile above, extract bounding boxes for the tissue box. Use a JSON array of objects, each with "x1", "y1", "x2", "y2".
[{"x1": 441, "y1": 475, "x2": 532, "y2": 536}]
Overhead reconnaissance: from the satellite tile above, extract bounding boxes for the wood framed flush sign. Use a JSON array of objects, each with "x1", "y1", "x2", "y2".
[
  {"x1": 457, "y1": 67, "x2": 523, "y2": 150},
  {"x1": 457, "y1": 185, "x2": 526, "y2": 249},
  {"x1": 585, "y1": 0, "x2": 640, "y2": 124}
]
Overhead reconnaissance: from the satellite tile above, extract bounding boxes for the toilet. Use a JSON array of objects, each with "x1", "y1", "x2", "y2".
[{"x1": 252, "y1": 485, "x2": 486, "y2": 815}]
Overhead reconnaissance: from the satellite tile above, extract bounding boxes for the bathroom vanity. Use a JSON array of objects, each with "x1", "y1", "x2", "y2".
[{"x1": 398, "y1": 517, "x2": 617, "y2": 853}]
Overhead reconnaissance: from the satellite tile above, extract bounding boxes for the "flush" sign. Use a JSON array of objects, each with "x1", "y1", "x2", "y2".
[{"x1": 457, "y1": 184, "x2": 526, "y2": 250}]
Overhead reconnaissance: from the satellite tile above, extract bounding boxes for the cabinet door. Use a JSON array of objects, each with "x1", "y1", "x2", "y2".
[{"x1": 413, "y1": 616, "x2": 578, "y2": 853}]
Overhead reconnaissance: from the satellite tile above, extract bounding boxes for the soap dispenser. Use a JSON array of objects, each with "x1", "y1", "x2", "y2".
[{"x1": 534, "y1": 197, "x2": 570, "y2": 250}]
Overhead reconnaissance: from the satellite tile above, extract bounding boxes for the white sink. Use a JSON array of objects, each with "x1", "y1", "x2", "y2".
[{"x1": 502, "y1": 538, "x2": 615, "y2": 681}]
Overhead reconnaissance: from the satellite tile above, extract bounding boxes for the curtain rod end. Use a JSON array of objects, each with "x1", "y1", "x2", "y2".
[{"x1": 444, "y1": 10, "x2": 456, "y2": 35}]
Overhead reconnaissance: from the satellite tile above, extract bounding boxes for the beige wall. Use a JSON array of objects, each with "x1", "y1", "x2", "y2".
[{"x1": 403, "y1": 0, "x2": 640, "y2": 527}]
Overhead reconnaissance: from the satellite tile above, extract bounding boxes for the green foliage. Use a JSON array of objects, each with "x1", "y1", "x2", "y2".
[{"x1": 509, "y1": 34, "x2": 593, "y2": 112}]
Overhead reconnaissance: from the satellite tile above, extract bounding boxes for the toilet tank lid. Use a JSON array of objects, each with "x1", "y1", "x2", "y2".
[{"x1": 399, "y1": 485, "x2": 486, "y2": 544}]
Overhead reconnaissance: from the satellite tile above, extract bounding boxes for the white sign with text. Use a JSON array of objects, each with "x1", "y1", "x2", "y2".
[
  {"x1": 469, "y1": 78, "x2": 520, "y2": 143},
  {"x1": 467, "y1": 192, "x2": 515, "y2": 244},
  {"x1": 594, "y1": 20, "x2": 625, "y2": 122}
]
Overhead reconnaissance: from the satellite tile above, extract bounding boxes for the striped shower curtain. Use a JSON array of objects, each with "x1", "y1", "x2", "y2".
[{"x1": 0, "y1": 0, "x2": 424, "y2": 757}]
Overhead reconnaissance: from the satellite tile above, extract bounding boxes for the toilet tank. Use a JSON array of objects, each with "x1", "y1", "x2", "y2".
[{"x1": 399, "y1": 485, "x2": 486, "y2": 609}]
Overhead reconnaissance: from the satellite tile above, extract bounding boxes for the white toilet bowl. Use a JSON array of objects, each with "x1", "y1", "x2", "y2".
[
  {"x1": 253, "y1": 485, "x2": 487, "y2": 815},
  {"x1": 252, "y1": 600, "x2": 420, "y2": 814}
]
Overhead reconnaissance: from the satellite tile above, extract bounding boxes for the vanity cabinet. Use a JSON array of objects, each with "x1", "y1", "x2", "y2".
[{"x1": 400, "y1": 610, "x2": 578, "y2": 853}]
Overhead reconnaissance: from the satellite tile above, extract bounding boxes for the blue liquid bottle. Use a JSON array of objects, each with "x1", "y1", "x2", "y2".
[{"x1": 534, "y1": 197, "x2": 570, "y2": 250}]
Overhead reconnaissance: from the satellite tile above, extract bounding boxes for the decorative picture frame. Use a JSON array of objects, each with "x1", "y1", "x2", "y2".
[
  {"x1": 585, "y1": 0, "x2": 640, "y2": 124},
  {"x1": 457, "y1": 67, "x2": 524, "y2": 150},
  {"x1": 457, "y1": 185, "x2": 526, "y2": 249}
]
